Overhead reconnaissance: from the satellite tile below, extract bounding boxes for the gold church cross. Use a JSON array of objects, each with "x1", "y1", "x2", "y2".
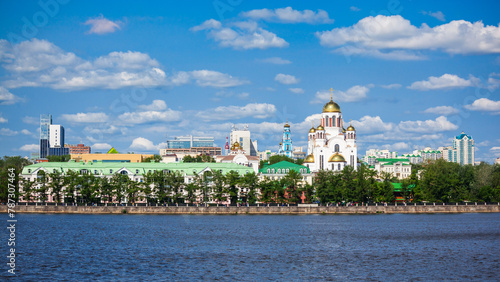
[{"x1": 329, "y1": 88, "x2": 334, "y2": 99}]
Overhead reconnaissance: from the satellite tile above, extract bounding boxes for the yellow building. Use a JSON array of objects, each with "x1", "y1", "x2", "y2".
[{"x1": 71, "y1": 147, "x2": 153, "y2": 163}]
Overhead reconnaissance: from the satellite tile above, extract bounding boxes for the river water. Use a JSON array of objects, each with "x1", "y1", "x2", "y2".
[{"x1": 3, "y1": 213, "x2": 499, "y2": 280}]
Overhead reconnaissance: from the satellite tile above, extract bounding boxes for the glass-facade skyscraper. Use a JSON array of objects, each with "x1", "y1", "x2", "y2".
[{"x1": 39, "y1": 114, "x2": 52, "y2": 158}]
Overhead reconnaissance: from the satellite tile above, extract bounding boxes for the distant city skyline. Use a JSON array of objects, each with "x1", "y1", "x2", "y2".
[{"x1": 0, "y1": 0, "x2": 499, "y2": 162}]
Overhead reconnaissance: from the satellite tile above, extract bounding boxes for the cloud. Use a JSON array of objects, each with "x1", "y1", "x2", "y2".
[
  {"x1": 464, "y1": 98, "x2": 500, "y2": 114},
  {"x1": 20, "y1": 144, "x2": 39, "y2": 151},
  {"x1": 350, "y1": 6, "x2": 361, "y2": 12},
  {"x1": 137, "y1": 100, "x2": 167, "y2": 111},
  {"x1": 129, "y1": 137, "x2": 163, "y2": 151},
  {"x1": 190, "y1": 70, "x2": 248, "y2": 87},
  {"x1": 196, "y1": 103, "x2": 276, "y2": 121},
  {"x1": 92, "y1": 143, "x2": 112, "y2": 150},
  {"x1": 316, "y1": 15, "x2": 500, "y2": 59},
  {"x1": 190, "y1": 19, "x2": 221, "y2": 31},
  {"x1": 0, "y1": 87, "x2": 23, "y2": 105},
  {"x1": 421, "y1": 11, "x2": 445, "y2": 22},
  {"x1": 398, "y1": 116, "x2": 458, "y2": 132},
  {"x1": 333, "y1": 46, "x2": 426, "y2": 60},
  {"x1": 191, "y1": 19, "x2": 288, "y2": 50},
  {"x1": 408, "y1": 74, "x2": 478, "y2": 90},
  {"x1": 275, "y1": 73, "x2": 299, "y2": 85},
  {"x1": 380, "y1": 83, "x2": 401, "y2": 89},
  {"x1": 0, "y1": 115, "x2": 7, "y2": 123},
  {"x1": 259, "y1": 57, "x2": 291, "y2": 64},
  {"x1": 289, "y1": 88, "x2": 304, "y2": 94},
  {"x1": 84, "y1": 125, "x2": 124, "y2": 135},
  {"x1": 22, "y1": 116, "x2": 38, "y2": 125},
  {"x1": 241, "y1": 7, "x2": 334, "y2": 24},
  {"x1": 118, "y1": 110, "x2": 182, "y2": 124},
  {"x1": 352, "y1": 116, "x2": 394, "y2": 134},
  {"x1": 61, "y1": 112, "x2": 109, "y2": 123},
  {"x1": 423, "y1": 106, "x2": 460, "y2": 116},
  {"x1": 312, "y1": 85, "x2": 369, "y2": 103},
  {"x1": 0, "y1": 128, "x2": 18, "y2": 136},
  {"x1": 84, "y1": 15, "x2": 122, "y2": 35},
  {"x1": 0, "y1": 39, "x2": 165, "y2": 90},
  {"x1": 0, "y1": 39, "x2": 247, "y2": 90}
]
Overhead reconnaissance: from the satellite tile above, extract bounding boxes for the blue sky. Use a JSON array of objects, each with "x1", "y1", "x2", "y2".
[{"x1": 0, "y1": 0, "x2": 499, "y2": 162}]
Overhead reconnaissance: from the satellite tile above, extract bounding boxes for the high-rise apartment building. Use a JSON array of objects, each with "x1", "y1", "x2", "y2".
[{"x1": 39, "y1": 114, "x2": 52, "y2": 158}]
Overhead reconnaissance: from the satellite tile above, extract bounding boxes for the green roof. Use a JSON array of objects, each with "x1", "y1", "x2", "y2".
[
  {"x1": 107, "y1": 147, "x2": 119, "y2": 154},
  {"x1": 392, "y1": 183, "x2": 414, "y2": 192},
  {"x1": 260, "y1": 161, "x2": 310, "y2": 174},
  {"x1": 21, "y1": 162, "x2": 253, "y2": 176}
]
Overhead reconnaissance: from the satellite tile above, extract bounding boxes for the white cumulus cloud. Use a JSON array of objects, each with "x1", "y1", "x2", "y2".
[
  {"x1": 129, "y1": 137, "x2": 163, "y2": 151},
  {"x1": 137, "y1": 100, "x2": 167, "y2": 111},
  {"x1": 316, "y1": 15, "x2": 500, "y2": 59},
  {"x1": 398, "y1": 116, "x2": 458, "y2": 132},
  {"x1": 352, "y1": 116, "x2": 395, "y2": 134},
  {"x1": 191, "y1": 19, "x2": 288, "y2": 50},
  {"x1": 275, "y1": 73, "x2": 299, "y2": 85},
  {"x1": 61, "y1": 112, "x2": 109, "y2": 123},
  {"x1": 259, "y1": 57, "x2": 292, "y2": 64},
  {"x1": 289, "y1": 88, "x2": 304, "y2": 94},
  {"x1": 408, "y1": 74, "x2": 478, "y2": 90},
  {"x1": 241, "y1": 7, "x2": 333, "y2": 24},
  {"x1": 20, "y1": 144, "x2": 39, "y2": 152},
  {"x1": 423, "y1": 106, "x2": 460, "y2": 116},
  {"x1": 464, "y1": 98, "x2": 500, "y2": 114},
  {"x1": 92, "y1": 143, "x2": 112, "y2": 151},
  {"x1": 312, "y1": 85, "x2": 369, "y2": 103},
  {"x1": 0, "y1": 87, "x2": 23, "y2": 105},
  {"x1": 84, "y1": 15, "x2": 122, "y2": 35},
  {"x1": 196, "y1": 103, "x2": 276, "y2": 121}
]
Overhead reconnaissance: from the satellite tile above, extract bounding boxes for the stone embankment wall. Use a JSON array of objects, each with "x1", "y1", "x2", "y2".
[{"x1": 3, "y1": 203, "x2": 500, "y2": 214}]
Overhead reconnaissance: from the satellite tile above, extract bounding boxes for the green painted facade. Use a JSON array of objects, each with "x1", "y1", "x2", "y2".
[
  {"x1": 22, "y1": 161, "x2": 253, "y2": 176},
  {"x1": 259, "y1": 161, "x2": 310, "y2": 175}
]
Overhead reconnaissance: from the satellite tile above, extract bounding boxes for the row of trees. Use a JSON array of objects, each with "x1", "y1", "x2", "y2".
[{"x1": 2, "y1": 156, "x2": 500, "y2": 204}]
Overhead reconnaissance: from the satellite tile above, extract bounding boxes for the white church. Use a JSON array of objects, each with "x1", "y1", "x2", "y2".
[{"x1": 304, "y1": 91, "x2": 358, "y2": 172}]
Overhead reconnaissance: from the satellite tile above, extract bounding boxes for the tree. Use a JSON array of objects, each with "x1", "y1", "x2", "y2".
[
  {"x1": 225, "y1": 170, "x2": 241, "y2": 205},
  {"x1": 143, "y1": 154, "x2": 162, "y2": 163},
  {"x1": 20, "y1": 177, "x2": 36, "y2": 202},
  {"x1": 48, "y1": 171, "x2": 67, "y2": 203},
  {"x1": 241, "y1": 172, "x2": 259, "y2": 204},
  {"x1": 35, "y1": 170, "x2": 49, "y2": 202},
  {"x1": 283, "y1": 169, "x2": 303, "y2": 203},
  {"x1": 211, "y1": 170, "x2": 227, "y2": 204},
  {"x1": 46, "y1": 155, "x2": 71, "y2": 162},
  {"x1": 0, "y1": 156, "x2": 31, "y2": 202}
]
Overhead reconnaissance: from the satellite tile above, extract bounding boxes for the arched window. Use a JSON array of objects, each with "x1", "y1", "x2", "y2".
[
  {"x1": 278, "y1": 169, "x2": 281, "y2": 173},
  {"x1": 120, "y1": 170, "x2": 128, "y2": 175},
  {"x1": 338, "y1": 164, "x2": 341, "y2": 170},
  {"x1": 335, "y1": 144, "x2": 339, "y2": 153}
]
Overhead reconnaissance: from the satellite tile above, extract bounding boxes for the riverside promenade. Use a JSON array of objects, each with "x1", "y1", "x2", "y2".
[{"x1": 3, "y1": 203, "x2": 500, "y2": 214}]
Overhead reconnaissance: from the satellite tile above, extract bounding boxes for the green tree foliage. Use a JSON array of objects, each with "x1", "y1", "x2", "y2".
[
  {"x1": 0, "y1": 156, "x2": 31, "y2": 202},
  {"x1": 46, "y1": 155, "x2": 71, "y2": 162},
  {"x1": 143, "y1": 154, "x2": 162, "y2": 163},
  {"x1": 182, "y1": 155, "x2": 215, "y2": 163}
]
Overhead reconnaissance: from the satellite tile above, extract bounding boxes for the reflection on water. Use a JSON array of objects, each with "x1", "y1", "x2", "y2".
[{"x1": 5, "y1": 213, "x2": 500, "y2": 280}]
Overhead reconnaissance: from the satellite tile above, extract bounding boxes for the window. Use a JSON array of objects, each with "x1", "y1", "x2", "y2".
[
  {"x1": 28, "y1": 169, "x2": 31, "y2": 173},
  {"x1": 335, "y1": 144, "x2": 339, "y2": 153},
  {"x1": 267, "y1": 169, "x2": 270, "y2": 173},
  {"x1": 278, "y1": 169, "x2": 281, "y2": 173},
  {"x1": 338, "y1": 164, "x2": 341, "y2": 170},
  {"x1": 94, "y1": 170, "x2": 98, "y2": 175},
  {"x1": 136, "y1": 169, "x2": 139, "y2": 174},
  {"x1": 120, "y1": 171, "x2": 127, "y2": 175},
  {"x1": 110, "y1": 169, "x2": 113, "y2": 174},
  {"x1": 286, "y1": 169, "x2": 289, "y2": 173}
]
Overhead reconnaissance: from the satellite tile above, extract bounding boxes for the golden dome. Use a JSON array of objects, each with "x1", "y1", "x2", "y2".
[
  {"x1": 328, "y1": 153, "x2": 346, "y2": 162},
  {"x1": 323, "y1": 99, "x2": 341, "y2": 113},
  {"x1": 231, "y1": 141, "x2": 241, "y2": 150},
  {"x1": 284, "y1": 122, "x2": 290, "y2": 128},
  {"x1": 309, "y1": 127, "x2": 316, "y2": 133},
  {"x1": 347, "y1": 125, "x2": 355, "y2": 131},
  {"x1": 317, "y1": 125, "x2": 325, "y2": 131},
  {"x1": 304, "y1": 154, "x2": 315, "y2": 163}
]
